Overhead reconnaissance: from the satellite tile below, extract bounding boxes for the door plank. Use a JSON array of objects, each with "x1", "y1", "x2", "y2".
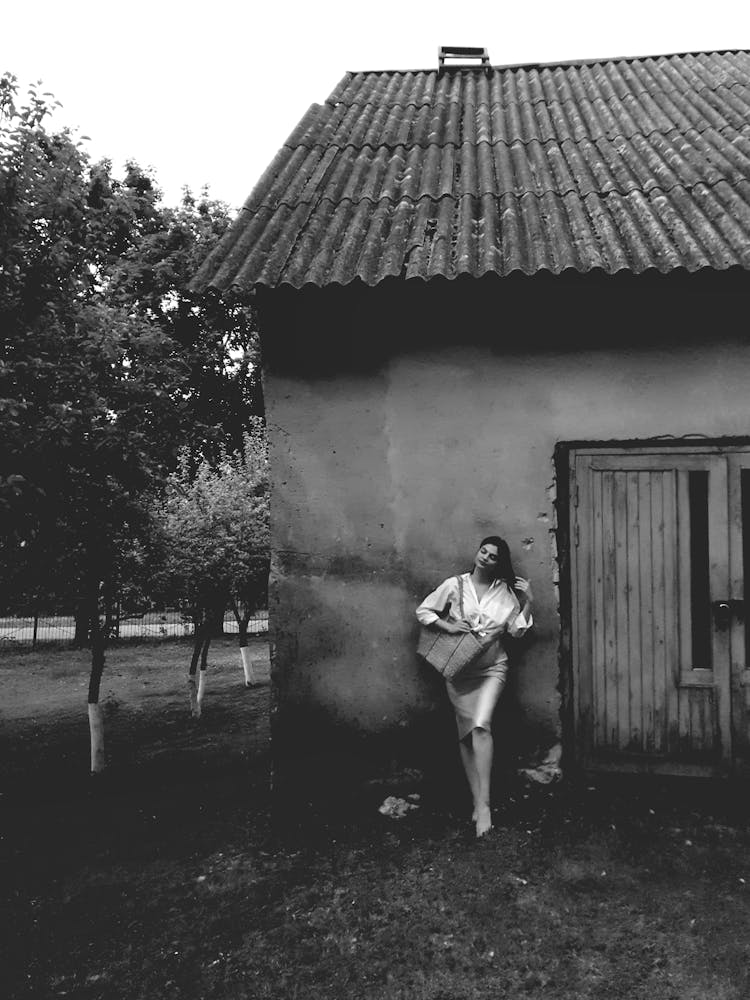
[
  {"x1": 663, "y1": 470, "x2": 681, "y2": 757},
  {"x1": 675, "y1": 470, "x2": 693, "y2": 752},
  {"x1": 638, "y1": 471, "x2": 655, "y2": 753},
  {"x1": 601, "y1": 470, "x2": 618, "y2": 749},
  {"x1": 577, "y1": 456, "x2": 595, "y2": 759},
  {"x1": 651, "y1": 470, "x2": 669, "y2": 755},
  {"x1": 614, "y1": 471, "x2": 632, "y2": 750},
  {"x1": 626, "y1": 470, "x2": 643, "y2": 751},
  {"x1": 678, "y1": 686, "x2": 693, "y2": 753}
]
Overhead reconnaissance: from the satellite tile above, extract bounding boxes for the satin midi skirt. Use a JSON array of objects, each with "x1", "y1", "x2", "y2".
[{"x1": 445, "y1": 640, "x2": 509, "y2": 741}]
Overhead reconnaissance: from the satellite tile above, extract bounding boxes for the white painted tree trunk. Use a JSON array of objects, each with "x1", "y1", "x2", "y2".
[
  {"x1": 188, "y1": 675, "x2": 200, "y2": 718},
  {"x1": 197, "y1": 668, "x2": 207, "y2": 711},
  {"x1": 88, "y1": 703, "x2": 105, "y2": 773},
  {"x1": 240, "y1": 646, "x2": 257, "y2": 687}
]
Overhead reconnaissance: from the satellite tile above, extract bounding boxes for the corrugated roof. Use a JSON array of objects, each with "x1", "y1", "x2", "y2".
[{"x1": 193, "y1": 51, "x2": 750, "y2": 291}]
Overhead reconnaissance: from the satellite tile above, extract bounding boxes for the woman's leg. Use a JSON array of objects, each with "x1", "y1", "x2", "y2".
[
  {"x1": 449, "y1": 672, "x2": 504, "y2": 833},
  {"x1": 458, "y1": 728, "x2": 493, "y2": 834},
  {"x1": 458, "y1": 738, "x2": 480, "y2": 818},
  {"x1": 471, "y1": 727, "x2": 494, "y2": 836}
]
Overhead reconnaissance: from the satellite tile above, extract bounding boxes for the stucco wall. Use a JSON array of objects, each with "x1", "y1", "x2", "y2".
[{"x1": 259, "y1": 272, "x2": 750, "y2": 781}]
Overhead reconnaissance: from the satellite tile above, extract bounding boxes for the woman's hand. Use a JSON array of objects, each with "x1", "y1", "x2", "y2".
[{"x1": 438, "y1": 619, "x2": 472, "y2": 635}]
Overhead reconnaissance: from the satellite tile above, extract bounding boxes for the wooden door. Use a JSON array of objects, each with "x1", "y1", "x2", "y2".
[{"x1": 571, "y1": 448, "x2": 737, "y2": 776}]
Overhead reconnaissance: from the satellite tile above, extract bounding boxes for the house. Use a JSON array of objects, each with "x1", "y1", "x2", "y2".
[{"x1": 193, "y1": 47, "x2": 750, "y2": 794}]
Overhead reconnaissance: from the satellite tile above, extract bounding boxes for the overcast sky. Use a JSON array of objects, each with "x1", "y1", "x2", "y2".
[{"x1": 3, "y1": 1, "x2": 749, "y2": 210}]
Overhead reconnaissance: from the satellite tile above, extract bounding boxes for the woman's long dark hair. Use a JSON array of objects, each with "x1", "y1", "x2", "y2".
[{"x1": 477, "y1": 535, "x2": 524, "y2": 604}]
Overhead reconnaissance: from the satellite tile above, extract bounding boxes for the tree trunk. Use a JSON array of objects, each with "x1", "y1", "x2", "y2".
[
  {"x1": 197, "y1": 667, "x2": 207, "y2": 712},
  {"x1": 88, "y1": 703, "x2": 105, "y2": 773},
  {"x1": 188, "y1": 626, "x2": 202, "y2": 718},
  {"x1": 188, "y1": 624, "x2": 210, "y2": 718},
  {"x1": 239, "y1": 619, "x2": 257, "y2": 687},
  {"x1": 87, "y1": 602, "x2": 107, "y2": 774},
  {"x1": 197, "y1": 632, "x2": 210, "y2": 712}
]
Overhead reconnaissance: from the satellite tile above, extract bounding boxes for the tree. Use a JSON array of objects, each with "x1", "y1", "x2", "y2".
[
  {"x1": 0, "y1": 75, "x2": 263, "y2": 771},
  {"x1": 152, "y1": 424, "x2": 270, "y2": 717},
  {"x1": 1, "y1": 75, "x2": 185, "y2": 769},
  {"x1": 106, "y1": 185, "x2": 264, "y2": 462}
]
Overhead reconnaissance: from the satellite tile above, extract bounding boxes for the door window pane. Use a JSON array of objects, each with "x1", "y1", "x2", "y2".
[{"x1": 688, "y1": 471, "x2": 711, "y2": 668}]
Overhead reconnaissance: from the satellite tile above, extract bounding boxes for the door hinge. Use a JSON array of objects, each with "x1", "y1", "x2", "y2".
[
  {"x1": 574, "y1": 483, "x2": 580, "y2": 507},
  {"x1": 574, "y1": 520, "x2": 580, "y2": 547}
]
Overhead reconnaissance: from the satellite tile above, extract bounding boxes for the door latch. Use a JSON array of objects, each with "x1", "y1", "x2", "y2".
[{"x1": 711, "y1": 599, "x2": 745, "y2": 629}]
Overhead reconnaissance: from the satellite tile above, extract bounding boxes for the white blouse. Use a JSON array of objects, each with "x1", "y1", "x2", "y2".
[{"x1": 416, "y1": 574, "x2": 533, "y2": 640}]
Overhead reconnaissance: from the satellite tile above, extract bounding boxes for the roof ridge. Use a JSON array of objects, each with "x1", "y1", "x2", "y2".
[
  {"x1": 345, "y1": 49, "x2": 750, "y2": 77},
  {"x1": 323, "y1": 76, "x2": 750, "y2": 111}
]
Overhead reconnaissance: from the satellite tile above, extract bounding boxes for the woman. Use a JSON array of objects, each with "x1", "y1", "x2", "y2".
[{"x1": 416, "y1": 536, "x2": 533, "y2": 838}]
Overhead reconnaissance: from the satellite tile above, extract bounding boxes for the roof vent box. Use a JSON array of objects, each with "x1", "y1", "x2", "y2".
[{"x1": 438, "y1": 45, "x2": 491, "y2": 75}]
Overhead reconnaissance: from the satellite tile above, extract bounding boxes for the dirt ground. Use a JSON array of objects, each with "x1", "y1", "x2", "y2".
[{"x1": 2, "y1": 640, "x2": 750, "y2": 1000}]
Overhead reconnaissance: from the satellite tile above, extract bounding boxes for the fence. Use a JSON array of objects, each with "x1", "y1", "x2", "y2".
[{"x1": 0, "y1": 607, "x2": 268, "y2": 649}]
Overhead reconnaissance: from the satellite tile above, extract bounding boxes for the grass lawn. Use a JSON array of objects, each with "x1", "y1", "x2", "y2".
[{"x1": 2, "y1": 640, "x2": 750, "y2": 999}]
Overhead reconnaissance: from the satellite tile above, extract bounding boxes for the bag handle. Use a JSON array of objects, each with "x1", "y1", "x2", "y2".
[{"x1": 456, "y1": 575, "x2": 466, "y2": 619}]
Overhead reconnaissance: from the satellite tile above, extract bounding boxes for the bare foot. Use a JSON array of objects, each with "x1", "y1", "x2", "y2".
[{"x1": 475, "y1": 806, "x2": 492, "y2": 838}]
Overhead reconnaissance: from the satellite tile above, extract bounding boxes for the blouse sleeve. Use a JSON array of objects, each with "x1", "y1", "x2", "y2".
[
  {"x1": 507, "y1": 608, "x2": 533, "y2": 638},
  {"x1": 416, "y1": 577, "x2": 456, "y2": 626}
]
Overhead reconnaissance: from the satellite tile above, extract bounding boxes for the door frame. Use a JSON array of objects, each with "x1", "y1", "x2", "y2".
[{"x1": 554, "y1": 437, "x2": 750, "y2": 780}]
